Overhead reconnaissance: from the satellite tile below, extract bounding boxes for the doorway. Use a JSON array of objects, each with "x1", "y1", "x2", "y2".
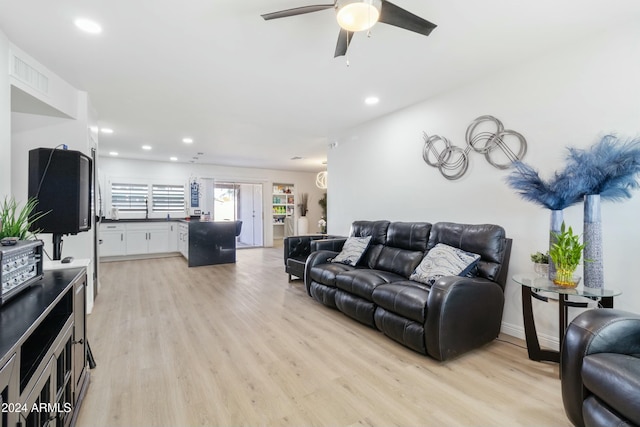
[{"x1": 213, "y1": 182, "x2": 264, "y2": 247}]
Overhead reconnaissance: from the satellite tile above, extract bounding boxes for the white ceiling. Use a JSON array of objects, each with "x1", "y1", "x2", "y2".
[{"x1": 2, "y1": 1, "x2": 640, "y2": 172}]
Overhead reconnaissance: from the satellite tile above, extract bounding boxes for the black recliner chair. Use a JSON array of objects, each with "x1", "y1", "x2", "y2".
[
  {"x1": 283, "y1": 234, "x2": 342, "y2": 281},
  {"x1": 561, "y1": 309, "x2": 640, "y2": 427}
]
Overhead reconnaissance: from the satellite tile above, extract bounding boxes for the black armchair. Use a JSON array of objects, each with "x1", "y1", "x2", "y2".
[
  {"x1": 283, "y1": 235, "x2": 341, "y2": 281},
  {"x1": 561, "y1": 309, "x2": 640, "y2": 427}
]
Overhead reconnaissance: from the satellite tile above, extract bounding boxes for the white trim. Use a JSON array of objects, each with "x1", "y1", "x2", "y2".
[{"x1": 501, "y1": 321, "x2": 560, "y2": 351}]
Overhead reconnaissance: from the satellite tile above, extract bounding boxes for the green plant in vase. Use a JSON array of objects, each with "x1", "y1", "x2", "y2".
[
  {"x1": 548, "y1": 222, "x2": 585, "y2": 287},
  {"x1": 530, "y1": 251, "x2": 549, "y2": 277},
  {"x1": 530, "y1": 251, "x2": 549, "y2": 264}
]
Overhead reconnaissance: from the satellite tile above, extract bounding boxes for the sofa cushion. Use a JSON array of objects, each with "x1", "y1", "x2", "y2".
[
  {"x1": 385, "y1": 222, "x2": 431, "y2": 252},
  {"x1": 335, "y1": 290, "x2": 377, "y2": 327},
  {"x1": 309, "y1": 263, "x2": 356, "y2": 287},
  {"x1": 370, "y1": 222, "x2": 431, "y2": 277},
  {"x1": 332, "y1": 236, "x2": 372, "y2": 266},
  {"x1": 374, "y1": 307, "x2": 427, "y2": 354},
  {"x1": 373, "y1": 247, "x2": 426, "y2": 278},
  {"x1": 582, "y1": 353, "x2": 640, "y2": 425},
  {"x1": 335, "y1": 269, "x2": 405, "y2": 300},
  {"x1": 409, "y1": 243, "x2": 480, "y2": 285},
  {"x1": 583, "y1": 396, "x2": 630, "y2": 427},
  {"x1": 309, "y1": 282, "x2": 339, "y2": 309},
  {"x1": 350, "y1": 220, "x2": 390, "y2": 245},
  {"x1": 372, "y1": 281, "x2": 431, "y2": 323},
  {"x1": 349, "y1": 220, "x2": 390, "y2": 268},
  {"x1": 428, "y1": 222, "x2": 506, "y2": 282}
]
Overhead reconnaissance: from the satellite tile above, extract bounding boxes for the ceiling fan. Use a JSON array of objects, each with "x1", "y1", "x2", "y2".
[{"x1": 261, "y1": 0, "x2": 437, "y2": 58}]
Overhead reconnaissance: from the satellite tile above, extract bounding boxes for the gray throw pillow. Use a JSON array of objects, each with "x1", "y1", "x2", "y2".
[
  {"x1": 332, "y1": 236, "x2": 372, "y2": 266},
  {"x1": 410, "y1": 243, "x2": 481, "y2": 285}
]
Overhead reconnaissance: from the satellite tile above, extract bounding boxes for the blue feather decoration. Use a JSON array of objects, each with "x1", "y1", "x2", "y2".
[
  {"x1": 565, "y1": 134, "x2": 640, "y2": 202},
  {"x1": 506, "y1": 135, "x2": 640, "y2": 208},
  {"x1": 506, "y1": 161, "x2": 584, "y2": 210}
]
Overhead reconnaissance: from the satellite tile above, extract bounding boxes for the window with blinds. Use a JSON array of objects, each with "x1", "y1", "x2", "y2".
[
  {"x1": 111, "y1": 183, "x2": 149, "y2": 211},
  {"x1": 152, "y1": 184, "x2": 185, "y2": 212}
]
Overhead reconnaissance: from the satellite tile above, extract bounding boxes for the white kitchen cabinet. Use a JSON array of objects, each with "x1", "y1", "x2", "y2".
[
  {"x1": 168, "y1": 223, "x2": 178, "y2": 252},
  {"x1": 99, "y1": 221, "x2": 179, "y2": 258},
  {"x1": 125, "y1": 223, "x2": 170, "y2": 255},
  {"x1": 177, "y1": 222, "x2": 189, "y2": 259},
  {"x1": 99, "y1": 223, "x2": 126, "y2": 257}
]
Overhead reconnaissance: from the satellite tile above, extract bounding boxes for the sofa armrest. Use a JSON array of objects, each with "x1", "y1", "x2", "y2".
[
  {"x1": 311, "y1": 237, "x2": 347, "y2": 253},
  {"x1": 304, "y1": 250, "x2": 339, "y2": 295},
  {"x1": 283, "y1": 235, "x2": 327, "y2": 266},
  {"x1": 425, "y1": 276, "x2": 504, "y2": 361},
  {"x1": 561, "y1": 309, "x2": 640, "y2": 427}
]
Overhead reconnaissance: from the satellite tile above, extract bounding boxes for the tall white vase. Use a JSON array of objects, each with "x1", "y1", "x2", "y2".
[
  {"x1": 584, "y1": 194, "x2": 603, "y2": 289},
  {"x1": 297, "y1": 216, "x2": 309, "y2": 235}
]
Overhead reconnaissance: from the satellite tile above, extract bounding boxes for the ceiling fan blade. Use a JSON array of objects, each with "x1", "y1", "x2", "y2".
[
  {"x1": 334, "y1": 29, "x2": 354, "y2": 57},
  {"x1": 261, "y1": 4, "x2": 335, "y2": 20},
  {"x1": 378, "y1": 0, "x2": 437, "y2": 36}
]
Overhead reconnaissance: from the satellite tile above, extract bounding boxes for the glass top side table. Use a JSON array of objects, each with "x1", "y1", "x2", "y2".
[{"x1": 512, "y1": 273, "x2": 622, "y2": 363}]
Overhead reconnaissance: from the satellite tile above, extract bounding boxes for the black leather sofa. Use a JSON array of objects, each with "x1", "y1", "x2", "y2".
[
  {"x1": 561, "y1": 309, "x2": 640, "y2": 427},
  {"x1": 283, "y1": 234, "x2": 342, "y2": 281},
  {"x1": 304, "y1": 220, "x2": 512, "y2": 361}
]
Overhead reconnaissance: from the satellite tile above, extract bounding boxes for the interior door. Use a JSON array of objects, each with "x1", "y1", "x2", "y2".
[{"x1": 238, "y1": 184, "x2": 263, "y2": 247}]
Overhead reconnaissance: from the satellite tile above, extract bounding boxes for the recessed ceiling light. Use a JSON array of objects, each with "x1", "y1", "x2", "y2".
[
  {"x1": 170, "y1": 157, "x2": 178, "y2": 161},
  {"x1": 365, "y1": 96, "x2": 379, "y2": 105},
  {"x1": 182, "y1": 138, "x2": 193, "y2": 144},
  {"x1": 100, "y1": 128, "x2": 114, "y2": 134},
  {"x1": 109, "y1": 151, "x2": 118, "y2": 156},
  {"x1": 142, "y1": 145, "x2": 152, "y2": 150},
  {"x1": 74, "y1": 18, "x2": 102, "y2": 34}
]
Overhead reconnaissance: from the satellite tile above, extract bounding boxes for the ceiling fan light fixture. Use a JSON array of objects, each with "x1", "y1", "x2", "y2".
[{"x1": 336, "y1": 0, "x2": 382, "y2": 32}]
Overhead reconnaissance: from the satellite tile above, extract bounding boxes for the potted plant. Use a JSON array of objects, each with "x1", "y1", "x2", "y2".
[
  {"x1": 297, "y1": 193, "x2": 308, "y2": 217},
  {"x1": 0, "y1": 196, "x2": 46, "y2": 241},
  {"x1": 530, "y1": 251, "x2": 549, "y2": 277},
  {"x1": 548, "y1": 222, "x2": 586, "y2": 287}
]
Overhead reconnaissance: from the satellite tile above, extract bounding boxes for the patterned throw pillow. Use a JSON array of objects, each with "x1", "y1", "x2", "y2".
[
  {"x1": 409, "y1": 243, "x2": 481, "y2": 285},
  {"x1": 331, "y1": 236, "x2": 372, "y2": 266}
]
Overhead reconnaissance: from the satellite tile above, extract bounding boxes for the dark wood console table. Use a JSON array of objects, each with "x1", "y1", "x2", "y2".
[
  {"x1": 1, "y1": 268, "x2": 89, "y2": 427},
  {"x1": 512, "y1": 273, "x2": 621, "y2": 363}
]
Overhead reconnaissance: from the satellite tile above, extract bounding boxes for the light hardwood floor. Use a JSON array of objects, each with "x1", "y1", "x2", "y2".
[{"x1": 76, "y1": 247, "x2": 571, "y2": 427}]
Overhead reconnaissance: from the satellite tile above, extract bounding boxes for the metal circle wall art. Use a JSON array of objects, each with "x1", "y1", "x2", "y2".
[{"x1": 422, "y1": 115, "x2": 527, "y2": 180}]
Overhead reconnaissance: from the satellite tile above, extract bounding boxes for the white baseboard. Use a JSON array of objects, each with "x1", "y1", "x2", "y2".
[{"x1": 501, "y1": 321, "x2": 560, "y2": 351}]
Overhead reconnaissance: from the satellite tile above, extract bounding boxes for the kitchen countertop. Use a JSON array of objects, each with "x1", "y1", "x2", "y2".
[{"x1": 100, "y1": 218, "x2": 182, "y2": 223}]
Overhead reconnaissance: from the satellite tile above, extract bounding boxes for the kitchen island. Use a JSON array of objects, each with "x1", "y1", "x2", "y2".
[{"x1": 178, "y1": 220, "x2": 242, "y2": 267}]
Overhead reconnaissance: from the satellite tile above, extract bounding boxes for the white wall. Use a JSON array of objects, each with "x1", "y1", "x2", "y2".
[
  {"x1": 328, "y1": 24, "x2": 640, "y2": 346},
  {"x1": 11, "y1": 94, "x2": 96, "y2": 254},
  {"x1": 2, "y1": 32, "x2": 98, "y2": 312},
  {"x1": 0, "y1": 29, "x2": 10, "y2": 196},
  {"x1": 9, "y1": 43, "x2": 80, "y2": 119},
  {"x1": 99, "y1": 156, "x2": 325, "y2": 246}
]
